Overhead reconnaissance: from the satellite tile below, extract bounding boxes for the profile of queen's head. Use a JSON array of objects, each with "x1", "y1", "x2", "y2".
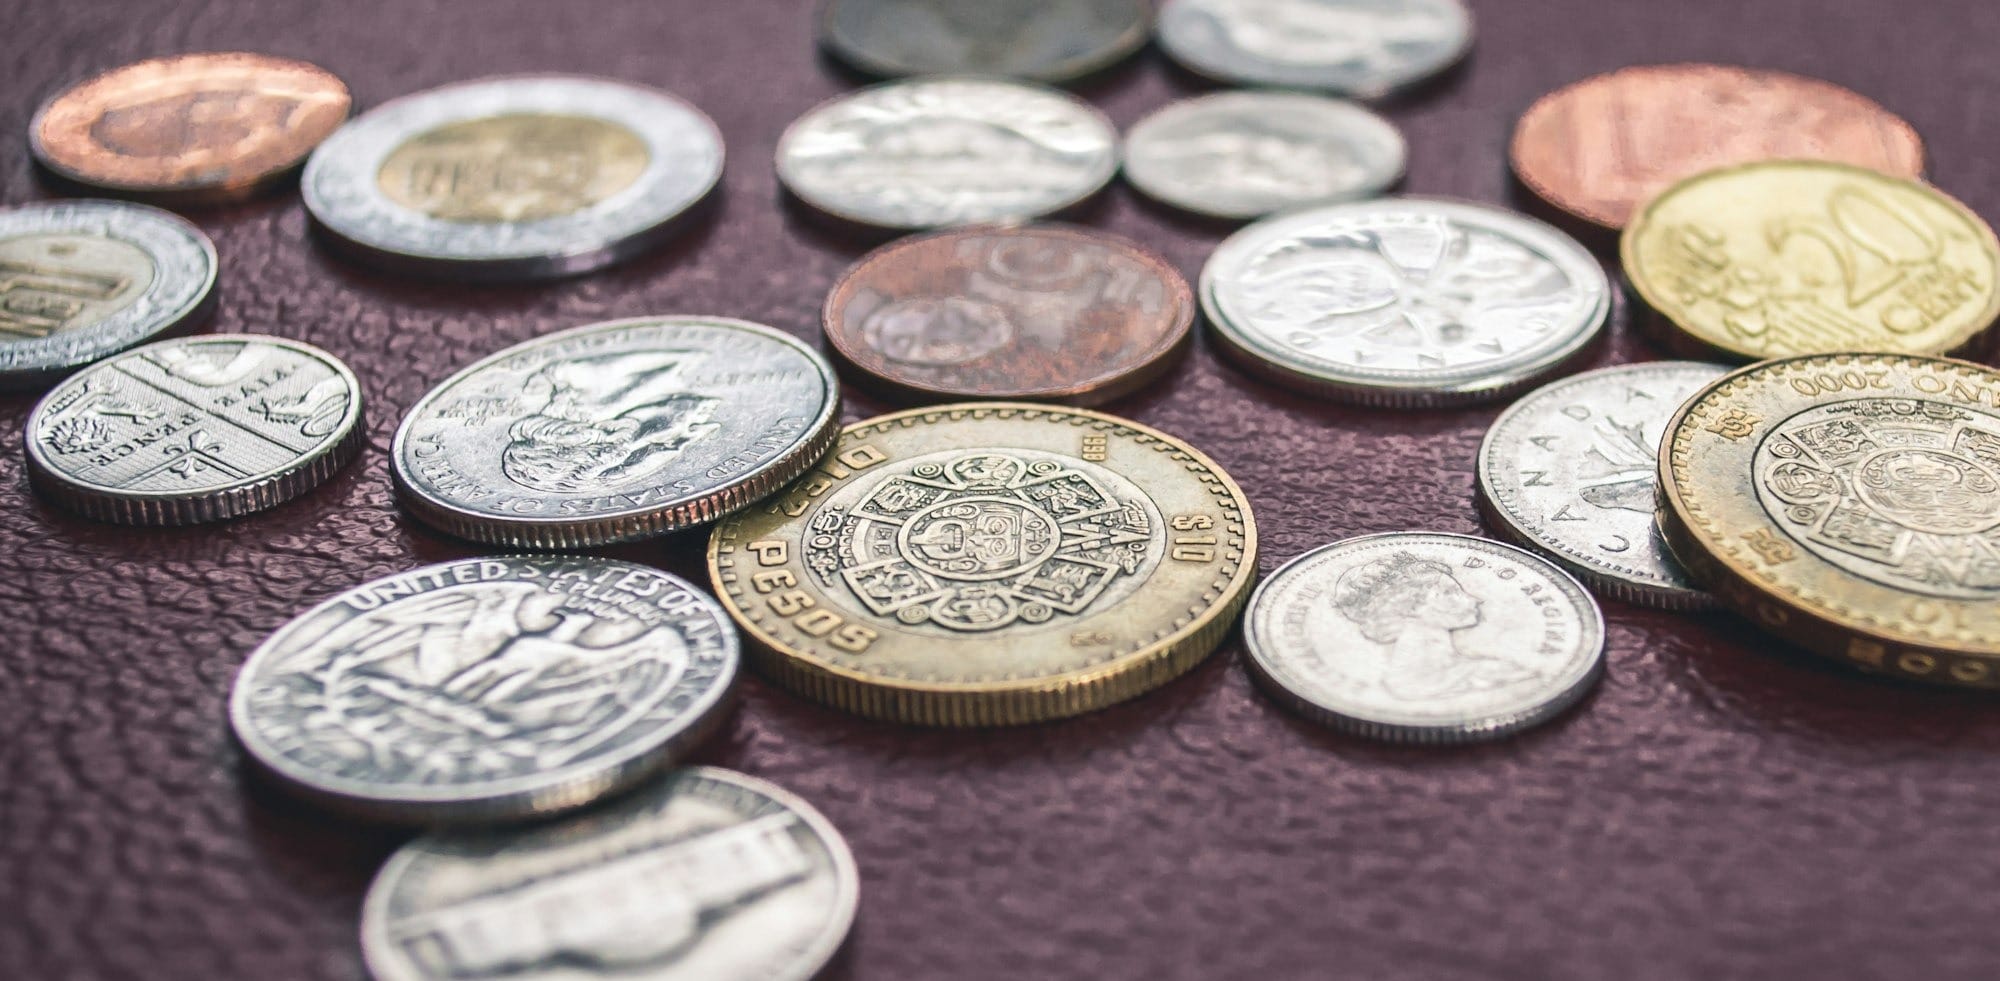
[{"x1": 1331, "y1": 551, "x2": 1534, "y2": 700}]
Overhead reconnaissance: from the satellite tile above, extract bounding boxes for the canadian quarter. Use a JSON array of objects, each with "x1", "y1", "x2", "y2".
[
  {"x1": 1123, "y1": 91, "x2": 1406, "y2": 221},
  {"x1": 1156, "y1": 0, "x2": 1473, "y2": 99},
  {"x1": 818, "y1": 0, "x2": 1151, "y2": 82}
]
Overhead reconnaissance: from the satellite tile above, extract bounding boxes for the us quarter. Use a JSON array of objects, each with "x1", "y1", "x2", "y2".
[
  {"x1": 1157, "y1": 0, "x2": 1474, "y2": 99},
  {"x1": 818, "y1": 0, "x2": 1151, "y2": 82},
  {"x1": 303, "y1": 75, "x2": 723, "y2": 280},
  {"x1": 391, "y1": 317, "x2": 839, "y2": 549},
  {"x1": 25, "y1": 334, "x2": 362, "y2": 525},
  {"x1": 1200, "y1": 197, "x2": 1610, "y2": 406},
  {"x1": 1244, "y1": 532, "x2": 1606, "y2": 743},
  {"x1": 229, "y1": 557, "x2": 740, "y2": 823},
  {"x1": 1123, "y1": 91, "x2": 1406, "y2": 220}
]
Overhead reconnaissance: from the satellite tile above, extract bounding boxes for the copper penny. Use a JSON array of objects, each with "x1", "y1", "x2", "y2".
[
  {"x1": 822, "y1": 224, "x2": 1194, "y2": 406},
  {"x1": 31, "y1": 52, "x2": 352, "y2": 205},
  {"x1": 1510, "y1": 63, "x2": 1924, "y2": 230}
]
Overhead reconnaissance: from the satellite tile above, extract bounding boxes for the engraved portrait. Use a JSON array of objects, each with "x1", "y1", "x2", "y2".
[
  {"x1": 1331, "y1": 551, "x2": 1542, "y2": 700},
  {"x1": 377, "y1": 113, "x2": 652, "y2": 223},
  {"x1": 501, "y1": 351, "x2": 721, "y2": 493},
  {"x1": 92, "y1": 89, "x2": 318, "y2": 162}
]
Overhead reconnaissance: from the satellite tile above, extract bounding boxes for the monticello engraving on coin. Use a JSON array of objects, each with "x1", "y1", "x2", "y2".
[
  {"x1": 1122, "y1": 91, "x2": 1406, "y2": 220},
  {"x1": 1157, "y1": 0, "x2": 1473, "y2": 98},
  {"x1": 818, "y1": 0, "x2": 1151, "y2": 82}
]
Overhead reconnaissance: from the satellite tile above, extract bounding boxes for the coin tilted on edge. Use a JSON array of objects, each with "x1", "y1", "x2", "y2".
[
  {"x1": 1245, "y1": 533, "x2": 1606, "y2": 742},
  {"x1": 1659, "y1": 354, "x2": 2000, "y2": 689},
  {"x1": 818, "y1": 0, "x2": 1151, "y2": 82},
  {"x1": 392, "y1": 317, "x2": 840, "y2": 549},
  {"x1": 1156, "y1": 0, "x2": 1473, "y2": 99},
  {"x1": 709, "y1": 403, "x2": 1258, "y2": 726},
  {"x1": 304, "y1": 75, "x2": 723, "y2": 280},
  {"x1": 822, "y1": 224, "x2": 1193, "y2": 405},
  {"x1": 361, "y1": 767, "x2": 856, "y2": 980},
  {"x1": 231, "y1": 558, "x2": 740, "y2": 823},
  {"x1": 1623, "y1": 160, "x2": 2000, "y2": 362},
  {"x1": 1200, "y1": 197, "x2": 1610, "y2": 406},
  {"x1": 1477, "y1": 361, "x2": 1729, "y2": 611},
  {"x1": 26, "y1": 334, "x2": 362, "y2": 525}
]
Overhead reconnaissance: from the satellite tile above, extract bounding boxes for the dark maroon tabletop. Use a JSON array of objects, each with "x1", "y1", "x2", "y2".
[{"x1": 5, "y1": 1, "x2": 1999, "y2": 978}]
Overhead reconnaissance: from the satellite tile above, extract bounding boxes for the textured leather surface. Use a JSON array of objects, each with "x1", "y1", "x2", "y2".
[{"x1": 6, "y1": 1, "x2": 2000, "y2": 978}]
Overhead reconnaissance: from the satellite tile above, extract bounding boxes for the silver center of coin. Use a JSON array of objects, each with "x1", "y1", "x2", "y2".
[
  {"x1": 1157, "y1": 0, "x2": 1474, "y2": 97},
  {"x1": 1122, "y1": 91, "x2": 1406, "y2": 220}
]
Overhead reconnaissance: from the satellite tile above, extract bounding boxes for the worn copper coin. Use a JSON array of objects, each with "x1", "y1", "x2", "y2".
[{"x1": 822, "y1": 225, "x2": 1193, "y2": 406}]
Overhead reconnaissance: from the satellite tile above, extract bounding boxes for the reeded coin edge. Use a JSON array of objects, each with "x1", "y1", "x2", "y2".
[{"x1": 815, "y1": 0, "x2": 1152, "y2": 83}]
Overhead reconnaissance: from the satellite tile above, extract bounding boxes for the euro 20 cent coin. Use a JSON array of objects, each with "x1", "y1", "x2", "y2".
[
  {"x1": 1157, "y1": 0, "x2": 1473, "y2": 99},
  {"x1": 1123, "y1": 91, "x2": 1406, "y2": 221},
  {"x1": 819, "y1": 0, "x2": 1151, "y2": 82}
]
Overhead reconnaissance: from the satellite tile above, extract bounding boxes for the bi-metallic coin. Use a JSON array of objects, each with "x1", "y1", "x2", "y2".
[
  {"x1": 818, "y1": 0, "x2": 1151, "y2": 82},
  {"x1": 1156, "y1": 0, "x2": 1473, "y2": 99}
]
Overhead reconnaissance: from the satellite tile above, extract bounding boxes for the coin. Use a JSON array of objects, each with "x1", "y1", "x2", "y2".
[
  {"x1": 776, "y1": 77, "x2": 1118, "y2": 231},
  {"x1": 230, "y1": 557, "x2": 740, "y2": 823},
  {"x1": 25, "y1": 334, "x2": 362, "y2": 525},
  {"x1": 30, "y1": 52, "x2": 351, "y2": 205},
  {"x1": 821, "y1": 225, "x2": 1193, "y2": 405},
  {"x1": 1623, "y1": 161, "x2": 2000, "y2": 361},
  {"x1": 1658, "y1": 354, "x2": 2000, "y2": 688},
  {"x1": 1122, "y1": 92, "x2": 1406, "y2": 221},
  {"x1": 0, "y1": 200, "x2": 218, "y2": 391},
  {"x1": 818, "y1": 0, "x2": 1150, "y2": 82},
  {"x1": 392, "y1": 317, "x2": 839, "y2": 549},
  {"x1": 1244, "y1": 532, "x2": 1605, "y2": 742},
  {"x1": 707, "y1": 403, "x2": 1257, "y2": 726},
  {"x1": 302, "y1": 75, "x2": 723, "y2": 280},
  {"x1": 1476, "y1": 361, "x2": 1728, "y2": 610},
  {"x1": 1156, "y1": 0, "x2": 1473, "y2": 98},
  {"x1": 1200, "y1": 197, "x2": 1610, "y2": 406},
  {"x1": 1511, "y1": 64, "x2": 1925, "y2": 231},
  {"x1": 360, "y1": 767, "x2": 856, "y2": 980}
]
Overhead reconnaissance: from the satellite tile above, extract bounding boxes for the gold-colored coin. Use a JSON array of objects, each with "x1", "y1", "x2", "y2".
[
  {"x1": 1658, "y1": 353, "x2": 2000, "y2": 688},
  {"x1": 707, "y1": 403, "x2": 1258, "y2": 725},
  {"x1": 1623, "y1": 160, "x2": 2000, "y2": 361},
  {"x1": 375, "y1": 113, "x2": 651, "y2": 223}
]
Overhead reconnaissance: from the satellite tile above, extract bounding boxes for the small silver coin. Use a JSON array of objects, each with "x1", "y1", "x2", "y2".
[
  {"x1": 776, "y1": 76, "x2": 1118, "y2": 230},
  {"x1": 1123, "y1": 91, "x2": 1407, "y2": 220},
  {"x1": 1157, "y1": 0, "x2": 1474, "y2": 98},
  {"x1": 1244, "y1": 532, "x2": 1606, "y2": 743},
  {"x1": 392, "y1": 316, "x2": 839, "y2": 549},
  {"x1": 25, "y1": 334, "x2": 362, "y2": 524},
  {"x1": 230, "y1": 557, "x2": 740, "y2": 824},
  {"x1": 1200, "y1": 197, "x2": 1609, "y2": 406},
  {"x1": 819, "y1": 0, "x2": 1151, "y2": 82},
  {"x1": 0, "y1": 200, "x2": 216, "y2": 390},
  {"x1": 302, "y1": 75, "x2": 723, "y2": 281},
  {"x1": 1477, "y1": 361, "x2": 1729, "y2": 611}
]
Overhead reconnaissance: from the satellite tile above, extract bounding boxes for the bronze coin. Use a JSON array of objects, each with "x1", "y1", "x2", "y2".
[
  {"x1": 1510, "y1": 63, "x2": 1924, "y2": 231},
  {"x1": 31, "y1": 52, "x2": 352, "y2": 205},
  {"x1": 821, "y1": 224, "x2": 1194, "y2": 406}
]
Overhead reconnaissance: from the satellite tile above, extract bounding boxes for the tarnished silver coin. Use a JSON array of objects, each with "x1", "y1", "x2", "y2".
[
  {"x1": 25, "y1": 334, "x2": 362, "y2": 525},
  {"x1": 392, "y1": 317, "x2": 839, "y2": 549},
  {"x1": 819, "y1": 0, "x2": 1151, "y2": 82},
  {"x1": 776, "y1": 76, "x2": 1118, "y2": 230},
  {"x1": 0, "y1": 200, "x2": 216, "y2": 390},
  {"x1": 1123, "y1": 92, "x2": 1406, "y2": 220},
  {"x1": 1244, "y1": 533, "x2": 1605, "y2": 743},
  {"x1": 229, "y1": 557, "x2": 740, "y2": 824},
  {"x1": 302, "y1": 75, "x2": 723, "y2": 280},
  {"x1": 1157, "y1": 0, "x2": 1474, "y2": 98},
  {"x1": 1477, "y1": 362, "x2": 1729, "y2": 611},
  {"x1": 1199, "y1": 197, "x2": 1609, "y2": 406}
]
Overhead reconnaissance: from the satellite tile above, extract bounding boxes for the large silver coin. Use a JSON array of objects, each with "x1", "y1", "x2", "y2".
[
  {"x1": 1200, "y1": 197, "x2": 1609, "y2": 406},
  {"x1": 819, "y1": 0, "x2": 1151, "y2": 82},
  {"x1": 1245, "y1": 532, "x2": 1605, "y2": 743},
  {"x1": 1157, "y1": 0, "x2": 1474, "y2": 98},
  {"x1": 230, "y1": 557, "x2": 739, "y2": 823},
  {"x1": 25, "y1": 334, "x2": 362, "y2": 525},
  {"x1": 303, "y1": 75, "x2": 723, "y2": 280},
  {"x1": 776, "y1": 76, "x2": 1118, "y2": 230},
  {"x1": 1123, "y1": 91, "x2": 1406, "y2": 220},
  {"x1": 392, "y1": 317, "x2": 839, "y2": 549},
  {"x1": 1477, "y1": 361, "x2": 1729, "y2": 611},
  {"x1": 0, "y1": 200, "x2": 216, "y2": 390}
]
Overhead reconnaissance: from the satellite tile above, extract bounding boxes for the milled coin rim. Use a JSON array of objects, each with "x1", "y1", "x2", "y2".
[
  {"x1": 1155, "y1": 0, "x2": 1476, "y2": 99},
  {"x1": 815, "y1": 0, "x2": 1154, "y2": 82}
]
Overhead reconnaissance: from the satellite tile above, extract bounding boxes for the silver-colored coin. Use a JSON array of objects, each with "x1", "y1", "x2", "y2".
[
  {"x1": 1244, "y1": 532, "x2": 1606, "y2": 743},
  {"x1": 819, "y1": 0, "x2": 1151, "y2": 82},
  {"x1": 302, "y1": 75, "x2": 723, "y2": 280},
  {"x1": 1477, "y1": 362, "x2": 1729, "y2": 611},
  {"x1": 1123, "y1": 91, "x2": 1407, "y2": 220},
  {"x1": 1157, "y1": 0, "x2": 1474, "y2": 98},
  {"x1": 1200, "y1": 197, "x2": 1610, "y2": 406},
  {"x1": 776, "y1": 76, "x2": 1118, "y2": 230},
  {"x1": 0, "y1": 200, "x2": 216, "y2": 390},
  {"x1": 230, "y1": 557, "x2": 740, "y2": 823},
  {"x1": 25, "y1": 334, "x2": 362, "y2": 525},
  {"x1": 392, "y1": 317, "x2": 840, "y2": 549}
]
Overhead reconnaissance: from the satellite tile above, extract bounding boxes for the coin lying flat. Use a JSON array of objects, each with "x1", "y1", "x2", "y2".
[
  {"x1": 1477, "y1": 361, "x2": 1728, "y2": 611},
  {"x1": 1156, "y1": 0, "x2": 1473, "y2": 98},
  {"x1": 303, "y1": 75, "x2": 723, "y2": 280},
  {"x1": 230, "y1": 558, "x2": 740, "y2": 823},
  {"x1": 1244, "y1": 532, "x2": 1605, "y2": 742},
  {"x1": 1200, "y1": 198, "x2": 1610, "y2": 406},
  {"x1": 776, "y1": 77, "x2": 1118, "y2": 231},
  {"x1": 1623, "y1": 160, "x2": 2000, "y2": 361},
  {"x1": 392, "y1": 317, "x2": 839, "y2": 549},
  {"x1": 26, "y1": 334, "x2": 362, "y2": 525},
  {"x1": 819, "y1": 0, "x2": 1150, "y2": 82},
  {"x1": 708, "y1": 403, "x2": 1257, "y2": 726},
  {"x1": 1123, "y1": 91, "x2": 1406, "y2": 221}
]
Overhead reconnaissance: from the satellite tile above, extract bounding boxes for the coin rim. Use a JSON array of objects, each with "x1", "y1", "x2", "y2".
[
  {"x1": 1155, "y1": 0, "x2": 1476, "y2": 99},
  {"x1": 816, "y1": 0, "x2": 1153, "y2": 83}
]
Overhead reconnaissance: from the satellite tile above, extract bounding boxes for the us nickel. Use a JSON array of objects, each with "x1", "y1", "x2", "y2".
[{"x1": 1123, "y1": 91, "x2": 1406, "y2": 220}]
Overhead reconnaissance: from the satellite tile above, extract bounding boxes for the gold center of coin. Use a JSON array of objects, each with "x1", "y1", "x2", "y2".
[
  {"x1": 0, "y1": 233, "x2": 155, "y2": 341},
  {"x1": 376, "y1": 113, "x2": 650, "y2": 223}
]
